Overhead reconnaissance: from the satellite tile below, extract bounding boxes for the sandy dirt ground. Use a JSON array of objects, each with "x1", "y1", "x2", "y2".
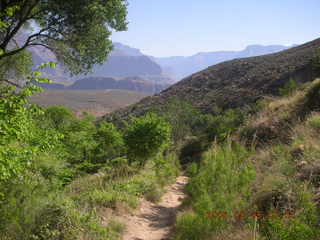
[{"x1": 120, "y1": 176, "x2": 189, "y2": 240}]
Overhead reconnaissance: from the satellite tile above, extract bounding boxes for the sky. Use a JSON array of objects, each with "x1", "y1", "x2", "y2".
[{"x1": 111, "y1": 0, "x2": 320, "y2": 57}]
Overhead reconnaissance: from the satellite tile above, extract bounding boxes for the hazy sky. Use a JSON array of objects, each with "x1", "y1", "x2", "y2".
[{"x1": 111, "y1": 0, "x2": 319, "y2": 57}]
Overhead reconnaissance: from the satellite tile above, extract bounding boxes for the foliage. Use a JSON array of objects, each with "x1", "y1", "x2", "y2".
[
  {"x1": 203, "y1": 108, "x2": 246, "y2": 141},
  {"x1": 0, "y1": 66, "x2": 57, "y2": 197},
  {"x1": 174, "y1": 142, "x2": 255, "y2": 240},
  {"x1": 71, "y1": 152, "x2": 179, "y2": 212},
  {"x1": 124, "y1": 113, "x2": 172, "y2": 167},
  {"x1": 151, "y1": 98, "x2": 247, "y2": 145},
  {"x1": 312, "y1": 48, "x2": 320, "y2": 73},
  {"x1": 93, "y1": 121, "x2": 124, "y2": 164},
  {"x1": 0, "y1": 0, "x2": 128, "y2": 75},
  {"x1": 279, "y1": 78, "x2": 299, "y2": 96},
  {"x1": 41, "y1": 106, "x2": 75, "y2": 132},
  {"x1": 174, "y1": 79, "x2": 320, "y2": 240},
  {"x1": 0, "y1": 50, "x2": 33, "y2": 84},
  {"x1": 307, "y1": 113, "x2": 320, "y2": 130},
  {"x1": 260, "y1": 187, "x2": 320, "y2": 240},
  {"x1": 151, "y1": 99, "x2": 201, "y2": 143},
  {"x1": 0, "y1": 3, "x2": 170, "y2": 239}
]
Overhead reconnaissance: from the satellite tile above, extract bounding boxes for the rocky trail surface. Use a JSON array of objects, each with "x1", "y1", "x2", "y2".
[{"x1": 120, "y1": 176, "x2": 189, "y2": 240}]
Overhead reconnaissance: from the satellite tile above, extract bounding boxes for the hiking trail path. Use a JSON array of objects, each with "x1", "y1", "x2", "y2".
[{"x1": 120, "y1": 176, "x2": 189, "y2": 240}]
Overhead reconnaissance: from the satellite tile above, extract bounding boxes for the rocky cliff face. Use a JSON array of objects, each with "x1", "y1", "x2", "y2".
[{"x1": 105, "y1": 38, "x2": 320, "y2": 122}]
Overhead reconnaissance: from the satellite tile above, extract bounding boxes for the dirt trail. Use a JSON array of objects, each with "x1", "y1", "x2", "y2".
[{"x1": 121, "y1": 176, "x2": 189, "y2": 240}]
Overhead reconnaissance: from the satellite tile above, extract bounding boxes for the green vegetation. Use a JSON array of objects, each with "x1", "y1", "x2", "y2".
[
  {"x1": 279, "y1": 78, "x2": 299, "y2": 96},
  {"x1": 174, "y1": 143, "x2": 255, "y2": 240},
  {"x1": 173, "y1": 79, "x2": 320, "y2": 240},
  {"x1": 124, "y1": 113, "x2": 171, "y2": 167},
  {"x1": 150, "y1": 98, "x2": 247, "y2": 145},
  {"x1": 0, "y1": 96, "x2": 179, "y2": 239},
  {"x1": 0, "y1": 3, "x2": 181, "y2": 239},
  {"x1": 0, "y1": 0, "x2": 128, "y2": 74},
  {"x1": 1, "y1": 3, "x2": 320, "y2": 240}
]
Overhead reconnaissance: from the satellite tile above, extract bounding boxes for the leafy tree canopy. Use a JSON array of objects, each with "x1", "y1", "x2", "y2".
[{"x1": 0, "y1": 0, "x2": 128, "y2": 75}]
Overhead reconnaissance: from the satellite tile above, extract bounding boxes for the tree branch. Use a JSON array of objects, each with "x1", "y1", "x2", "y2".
[
  {"x1": 1, "y1": 79, "x2": 23, "y2": 88},
  {"x1": 0, "y1": 0, "x2": 40, "y2": 50},
  {"x1": 0, "y1": 26, "x2": 54, "y2": 60}
]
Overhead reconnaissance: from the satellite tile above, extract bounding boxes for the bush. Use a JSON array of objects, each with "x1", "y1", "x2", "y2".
[
  {"x1": 279, "y1": 79, "x2": 299, "y2": 96},
  {"x1": 42, "y1": 106, "x2": 75, "y2": 132},
  {"x1": 174, "y1": 142, "x2": 255, "y2": 239},
  {"x1": 150, "y1": 98, "x2": 201, "y2": 143},
  {"x1": 307, "y1": 114, "x2": 320, "y2": 130},
  {"x1": 93, "y1": 121, "x2": 124, "y2": 164},
  {"x1": 260, "y1": 187, "x2": 320, "y2": 240},
  {"x1": 124, "y1": 113, "x2": 171, "y2": 167}
]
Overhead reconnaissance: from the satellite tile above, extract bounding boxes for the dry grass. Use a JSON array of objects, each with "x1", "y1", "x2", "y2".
[{"x1": 239, "y1": 79, "x2": 320, "y2": 147}]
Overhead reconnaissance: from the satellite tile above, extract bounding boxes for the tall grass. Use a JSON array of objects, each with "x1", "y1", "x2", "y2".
[{"x1": 174, "y1": 142, "x2": 255, "y2": 240}]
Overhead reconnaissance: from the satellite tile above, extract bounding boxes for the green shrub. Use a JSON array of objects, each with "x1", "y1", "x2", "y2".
[
  {"x1": 279, "y1": 79, "x2": 299, "y2": 96},
  {"x1": 150, "y1": 98, "x2": 201, "y2": 143},
  {"x1": 42, "y1": 106, "x2": 75, "y2": 132},
  {"x1": 174, "y1": 211, "x2": 210, "y2": 240},
  {"x1": 210, "y1": 109, "x2": 246, "y2": 140},
  {"x1": 93, "y1": 121, "x2": 124, "y2": 164},
  {"x1": 124, "y1": 113, "x2": 171, "y2": 167},
  {"x1": 76, "y1": 162, "x2": 102, "y2": 174},
  {"x1": 174, "y1": 142, "x2": 255, "y2": 239},
  {"x1": 307, "y1": 114, "x2": 320, "y2": 130},
  {"x1": 260, "y1": 187, "x2": 320, "y2": 240}
]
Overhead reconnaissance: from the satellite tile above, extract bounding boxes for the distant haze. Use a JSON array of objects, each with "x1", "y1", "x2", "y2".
[
  {"x1": 152, "y1": 44, "x2": 296, "y2": 80},
  {"x1": 112, "y1": 0, "x2": 319, "y2": 57},
  {"x1": 32, "y1": 41, "x2": 298, "y2": 83}
]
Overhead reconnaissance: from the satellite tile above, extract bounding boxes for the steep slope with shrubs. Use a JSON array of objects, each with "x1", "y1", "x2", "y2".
[
  {"x1": 172, "y1": 79, "x2": 320, "y2": 240},
  {"x1": 105, "y1": 38, "x2": 320, "y2": 123}
]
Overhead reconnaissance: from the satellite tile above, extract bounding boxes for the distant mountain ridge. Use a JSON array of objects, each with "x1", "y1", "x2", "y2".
[
  {"x1": 30, "y1": 42, "x2": 171, "y2": 84},
  {"x1": 111, "y1": 42, "x2": 144, "y2": 56},
  {"x1": 30, "y1": 38, "x2": 298, "y2": 89},
  {"x1": 153, "y1": 44, "x2": 297, "y2": 81},
  {"x1": 105, "y1": 38, "x2": 320, "y2": 123},
  {"x1": 31, "y1": 41, "x2": 295, "y2": 84}
]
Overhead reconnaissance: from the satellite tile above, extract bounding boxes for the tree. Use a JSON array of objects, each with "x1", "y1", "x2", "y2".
[
  {"x1": 0, "y1": 0, "x2": 128, "y2": 75},
  {"x1": 42, "y1": 106, "x2": 75, "y2": 132},
  {"x1": 150, "y1": 98, "x2": 201, "y2": 143},
  {"x1": 0, "y1": 69, "x2": 58, "y2": 199},
  {"x1": 93, "y1": 121, "x2": 124, "y2": 163},
  {"x1": 124, "y1": 113, "x2": 171, "y2": 167}
]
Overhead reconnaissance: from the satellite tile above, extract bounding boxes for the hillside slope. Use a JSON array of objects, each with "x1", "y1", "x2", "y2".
[
  {"x1": 173, "y1": 79, "x2": 320, "y2": 240},
  {"x1": 105, "y1": 38, "x2": 320, "y2": 122}
]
